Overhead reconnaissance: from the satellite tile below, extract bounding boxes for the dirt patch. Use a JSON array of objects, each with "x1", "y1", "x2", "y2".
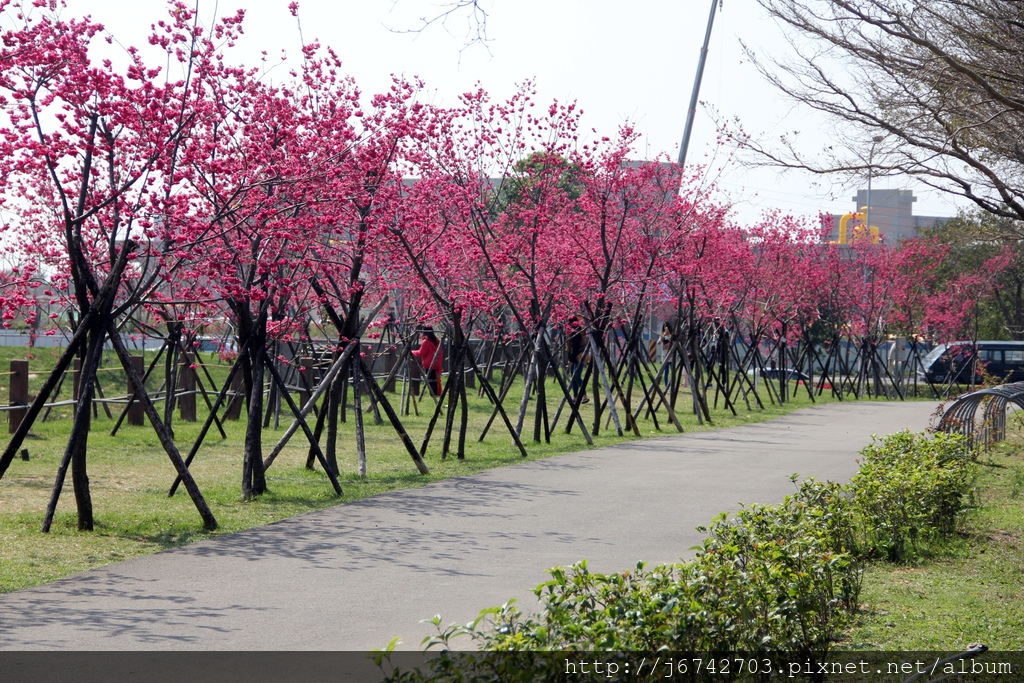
[{"x1": 987, "y1": 529, "x2": 1018, "y2": 545}]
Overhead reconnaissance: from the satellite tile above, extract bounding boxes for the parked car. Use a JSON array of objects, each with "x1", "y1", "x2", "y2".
[
  {"x1": 193, "y1": 335, "x2": 237, "y2": 354},
  {"x1": 756, "y1": 367, "x2": 810, "y2": 381},
  {"x1": 920, "y1": 340, "x2": 1024, "y2": 384}
]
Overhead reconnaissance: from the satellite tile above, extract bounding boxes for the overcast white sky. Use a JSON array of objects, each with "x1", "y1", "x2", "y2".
[{"x1": 54, "y1": 0, "x2": 967, "y2": 226}]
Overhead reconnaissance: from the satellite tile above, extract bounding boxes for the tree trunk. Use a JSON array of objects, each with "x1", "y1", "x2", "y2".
[
  {"x1": 241, "y1": 322, "x2": 268, "y2": 500},
  {"x1": 44, "y1": 322, "x2": 106, "y2": 532},
  {"x1": 325, "y1": 360, "x2": 342, "y2": 475},
  {"x1": 353, "y1": 345, "x2": 367, "y2": 476}
]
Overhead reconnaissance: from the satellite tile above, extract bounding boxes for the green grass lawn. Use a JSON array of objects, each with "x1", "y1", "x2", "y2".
[
  {"x1": 0, "y1": 344, "x2": 849, "y2": 594},
  {"x1": 841, "y1": 438, "x2": 1024, "y2": 650}
]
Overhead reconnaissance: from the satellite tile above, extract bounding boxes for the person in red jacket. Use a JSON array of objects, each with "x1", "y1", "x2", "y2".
[{"x1": 411, "y1": 325, "x2": 443, "y2": 396}]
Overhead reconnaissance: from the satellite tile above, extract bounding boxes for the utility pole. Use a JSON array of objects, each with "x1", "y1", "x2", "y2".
[{"x1": 678, "y1": 0, "x2": 720, "y2": 169}]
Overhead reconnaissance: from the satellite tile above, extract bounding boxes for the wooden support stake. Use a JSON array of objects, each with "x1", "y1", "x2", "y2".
[{"x1": 299, "y1": 356, "x2": 314, "y2": 407}]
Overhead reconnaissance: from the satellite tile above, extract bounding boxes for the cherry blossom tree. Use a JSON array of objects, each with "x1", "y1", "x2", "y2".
[
  {"x1": 567, "y1": 145, "x2": 690, "y2": 435},
  {"x1": 0, "y1": 0, "x2": 219, "y2": 531}
]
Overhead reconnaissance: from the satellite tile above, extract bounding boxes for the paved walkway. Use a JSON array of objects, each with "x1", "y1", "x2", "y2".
[{"x1": 0, "y1": 401, "x2": 938, "y2": 652}]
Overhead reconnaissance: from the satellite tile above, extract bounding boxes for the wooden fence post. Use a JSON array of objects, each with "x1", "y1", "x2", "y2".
[
  {"x1": 8, "y1": 359, "x2": 28, "y2": 434},
  {"x1": 224, "y1": 371, "x2": 243, "y2": 420},
  {"x1": 409, "y1": 358, "x2": 422, "y2": 397},
  {"x1": 127, "y1": 355, "x2": 145, "y2": 426},
  {"x1": 383, "y1": 347, "x2": 396, "y2": 393}
]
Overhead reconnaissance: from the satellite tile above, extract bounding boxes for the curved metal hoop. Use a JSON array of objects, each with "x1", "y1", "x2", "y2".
[{"x1": 938, "y1": 381, "x2": 1024, "y2": 449}]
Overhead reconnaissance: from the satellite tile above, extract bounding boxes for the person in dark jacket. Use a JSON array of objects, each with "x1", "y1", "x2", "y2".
[
  {"x1": 566, "y1": 317, "x2": 589, "y2": 403},
  {"x1": 649, "y1": 321, "x2": 674, "y2": 385}
]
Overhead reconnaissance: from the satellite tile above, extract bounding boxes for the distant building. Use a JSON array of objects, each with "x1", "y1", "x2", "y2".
[{"x1": 830, "y1": 189, "x2": 951, "y2": 246}]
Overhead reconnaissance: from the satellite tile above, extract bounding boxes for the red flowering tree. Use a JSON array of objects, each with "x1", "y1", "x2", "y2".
[
  {"x1": 923, "y1": 251, "x2": 1013, "y2": 343},
  {"x1": 293, "y1": 67, "x2": 432, "y2": 478},
  {"x1": 568, "y1": 144, "x2": 689, "y2": 435},
  {"x1": 733, "y1": 215, "x2": 828, "y2": 403},
  {"x1": 430, "y1": 87, "x2": 592, "y2": 444},
  {"x1": 168, "y1": 35, "x2": 390, "y2": 499},
  {"x1": 386, "y1": 149, "x2": 498, "y2": 460},
  {"x1": 661, "y1": 201, "x2": 745, "y2": 420},
  {"x1": 0, "y1": 1, "x2": 219, "y2": 531}
]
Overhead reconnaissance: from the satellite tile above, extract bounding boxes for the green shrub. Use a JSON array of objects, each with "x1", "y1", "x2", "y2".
[
  {"x1": 692, "y1": 478, "x2": 861, "y2": 659},
  {"x1": 415, "y1": 561, "x2": 705, "y2": 652},
  {"x1": 850, "y1": 431, "x2": 976, "y2": 562}
]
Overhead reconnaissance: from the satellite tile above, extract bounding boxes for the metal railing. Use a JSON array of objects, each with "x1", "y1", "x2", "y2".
[{"x1": 937, "y1": 382, "x2": 1024, "y2": 449}]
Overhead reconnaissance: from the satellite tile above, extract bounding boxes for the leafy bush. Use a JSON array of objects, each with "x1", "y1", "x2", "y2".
[
  {"x1": 691, "y1": 478, "x2": 861, "y2": 658},
  {"x1": 850, "y1": 431, "x2": 975, "y2": 562},
  {"x1": 414, "y1": 561, "x2": 704, "y2": 652}
]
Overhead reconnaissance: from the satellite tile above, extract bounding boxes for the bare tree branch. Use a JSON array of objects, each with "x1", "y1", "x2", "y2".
[
  {"x1": 388, "y1": 0, "x2": 493, "y2": 57},
  {"x1": 739, "y1": 0, "x2": 1024, "y2": 222}
]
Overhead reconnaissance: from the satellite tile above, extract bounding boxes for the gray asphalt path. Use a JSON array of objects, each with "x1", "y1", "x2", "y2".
[{"x1": 0, "y1": 401, "x2": 938, "y2": 652}]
